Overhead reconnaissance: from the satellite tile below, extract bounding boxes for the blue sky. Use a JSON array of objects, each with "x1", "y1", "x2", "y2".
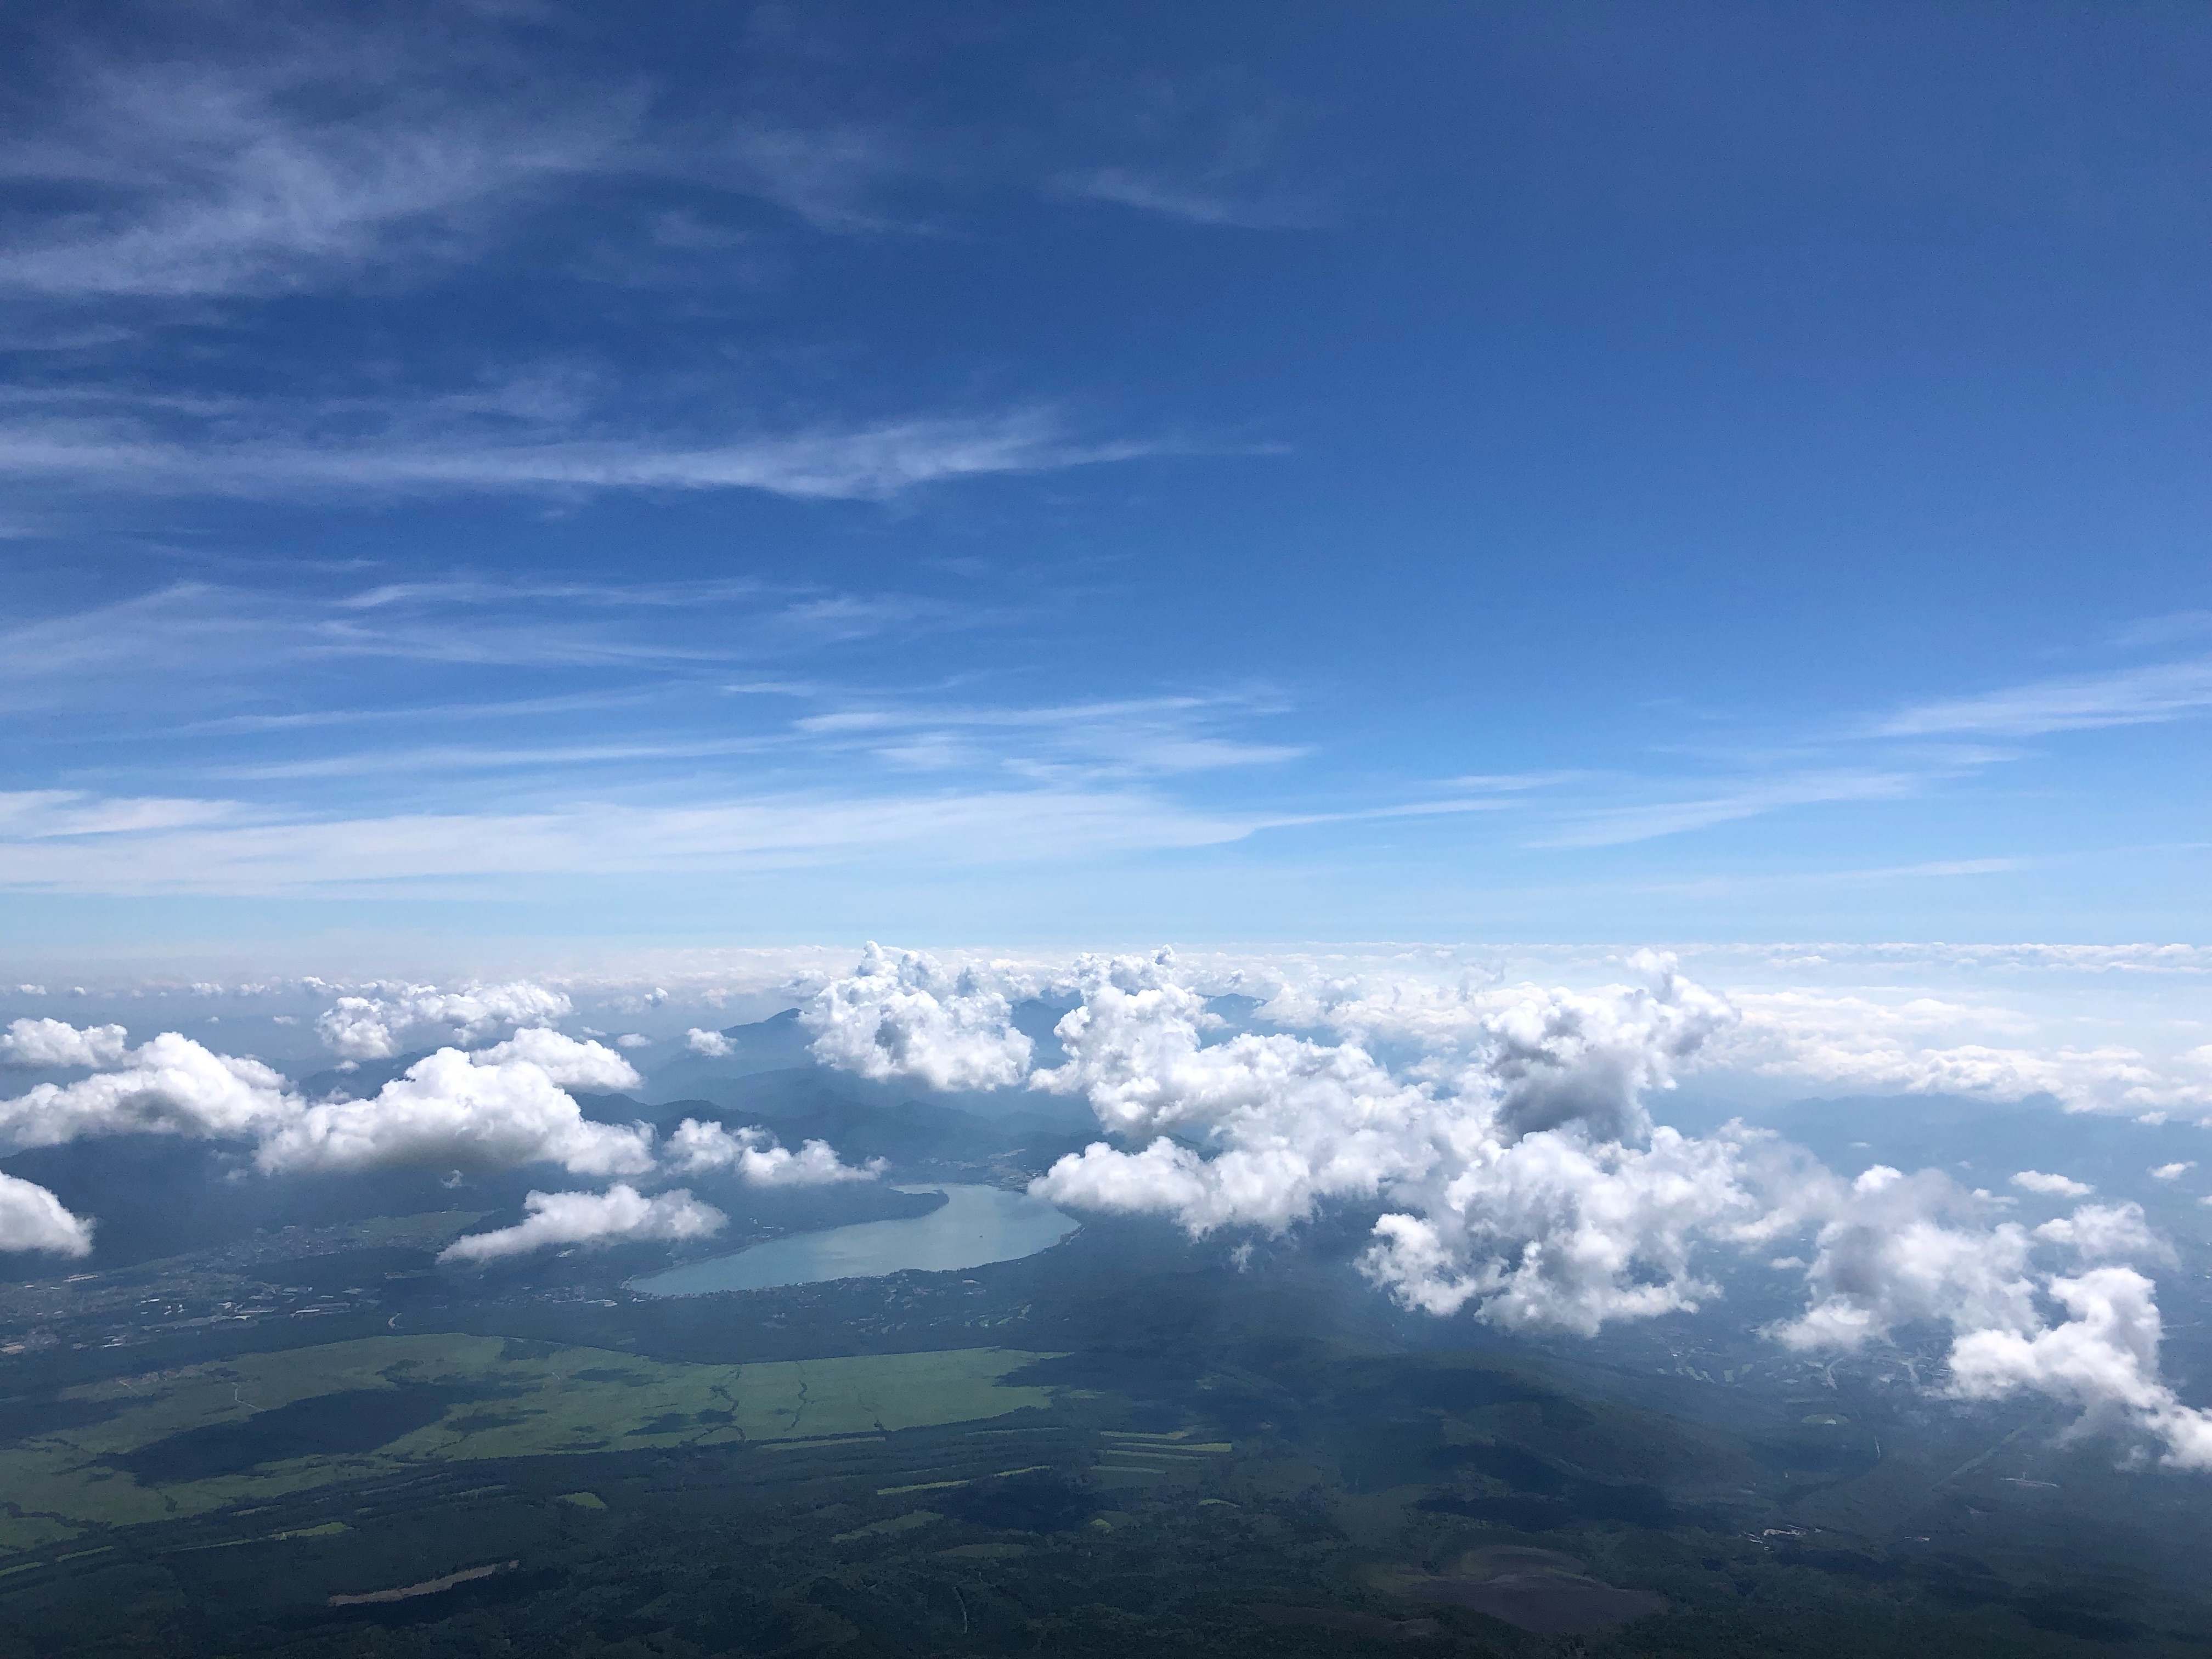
[{"x1": 1, "y1": 0, "x2": 2205, "y2": 966}]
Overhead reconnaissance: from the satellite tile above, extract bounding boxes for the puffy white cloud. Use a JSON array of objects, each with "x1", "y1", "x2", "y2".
[
  {"x1": 438, "y1": 1184, "x2": 725, "y2": 1264},
  {"x1": 255, "y1": 1047, "x2": 653, "y2": 1176},
  {"x1": 1033, "y1": 951, "x2": 1423, "y2": 1143},
  {"x1": 1, "y1": 1018, "x2": 131, "y2": 1069},
  {"x1": 2034, "y1": 1202, "x2": 2170, "y2": 1264},
  {"x1": 0, "y1": 1171, "x2": 94, "y2": 1256},
  {"x1": 1020, "y1": 951, "x2": 1762, "y2": 1334},
  {"x1": 2149, "y1": 1161, "x2": 2194, "y2": 1180},
  {"x1": 0, "y1": 1020, "x2": 654, "y2": 1184},
  {"x1": 0, "y1": 1023, "x2": 648, "y2": 1178},
  {"x1": 466, "y1": 1028, "x2": 641, "y2": 1092},
  {"x1": 804, "y1": 943, "x2": 1034, "y2": 1090},
  {"x1": 1363, "y1": 1125, "x2": 1782, "y2": 1335},
  {"x1": 2013, "y1": 1170, "x2": 2095, "y2": 1199},
  {"x1": 313, "y1": 980, "x2": 572, "y2": 1060},
  {"x1": 1773, "y1": 1167, "x2": 2039, "y2": 1351},
  {"x1": 0, "y1": 1032, "x2": 296, "y2": 1149},
  {"x1": 685, "y1": 1028, "x2": 733, "y2": 1057},
  {"x1": 1479, "y1": 952, "x2": 1737, "y2": 1142},
  {"x1": 662, "y1": 1119, "x2": 882, "y2": 1185},
  {"x1": 1948, "y1": 1269, "x2": 2212, "y2": 1471}
]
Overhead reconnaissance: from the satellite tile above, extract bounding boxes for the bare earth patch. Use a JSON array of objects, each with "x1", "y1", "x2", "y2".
[{"x1": 329, "y1": 1560, "x2": 517, "y2": 1606}]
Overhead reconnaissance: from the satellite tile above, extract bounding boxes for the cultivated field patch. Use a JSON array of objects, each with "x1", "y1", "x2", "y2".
[{"x1": 0, "y1": 1336, "x2": 1059, "y2": 1540}]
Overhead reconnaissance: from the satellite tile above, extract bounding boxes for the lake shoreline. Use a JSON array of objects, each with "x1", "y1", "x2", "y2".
[{"x1": 627, "y1": 1183, "x2": 1080, "y2": 1299}]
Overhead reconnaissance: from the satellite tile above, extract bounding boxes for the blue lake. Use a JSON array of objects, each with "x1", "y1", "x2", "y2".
[{"x1": 631, "y1": 1184, "x2": 1079, "y2": 1297}]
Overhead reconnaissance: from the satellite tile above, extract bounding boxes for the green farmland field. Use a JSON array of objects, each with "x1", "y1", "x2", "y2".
[{"x1": 0, "y1": 1336, "x2": 1058, "y2": 1545}]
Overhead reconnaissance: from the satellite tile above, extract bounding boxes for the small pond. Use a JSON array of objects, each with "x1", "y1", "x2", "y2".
[{"x1": 631, "y1": 1184, "x2": 1079, "y2": 1297}]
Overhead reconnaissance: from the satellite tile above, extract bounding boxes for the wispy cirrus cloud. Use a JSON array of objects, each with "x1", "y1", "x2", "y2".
[
  {"x1": 0, "y1": 791, "x2": 242, "y2": 839},
  {"x1": 194, "y1": 690, "x2": 1309, "y2": 796},
  {"x1": 0, "y1": 583, "x2": 679, "y2": 715},
  {"x1": 179, "y1": 689, "x2": 670, "y2": 735},
  {"x1": 1514, "y1": 647, "x2": 2212, "y2": 850},
  {"x1": 0, "y1": 16, "x2": 1228, "y2": 533},
  {"x1": 0, "y1": 35, "x2": 631, "y2": 300},
  {"x1": 1536, "y1": 769, "x2": 1923, "y2": 848},
  {"x1": 1051, "y1": 72, "x2": 1331, "y2": 230},
  {"x1": 212, "y1": 735, "x2": 784, "y2": 782},
  {"x1": 0, "y1": 787, "x2": 1270, "y2": 895},
  {"x1": 0, "y1": 400, "x2": 1161, "y2": 504},
  {"x1": 2108, "y1": 611, "x2": 2212, "y2": 651},
  {"x1": 794, "y1": 696, "x2": 1223, "y2": 735},
  {"x1": 1627, "y1": 857, "x2": 2029, "y2": 899},
  {"x1": 333, "y1": 578, "x2": 768, "y2": 611},
  {"x1": 0, "y1": 12, "x2": 940, "y2": 304},
  {"x1": 1056, "y1": 167, "x2": 1328, "y2": 229},
  {"x1": 0, "y1": 579, "x2": 997, "y2": 713},
  {"x1": 794, "y1": 693, "x2": 1305, "y2": 779},
  {"x1": 1871, "y1": 657, "x2": 2212, "y2": 738}
]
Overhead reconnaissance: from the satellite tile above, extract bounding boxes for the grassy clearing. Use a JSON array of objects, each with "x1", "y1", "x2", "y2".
[
  {"x1": 0, "y1": 1336, "x2": 1058, "y2": 1542},
  {"x1": 0, "y1": 1515, "x2": 80, "y2": 1554},
  {"x1": 832, "y1": 1509, "x2": 941, "y2": 1541},
  {"x1": 1094, "y1": 1428, "x2": 1233, "y2": 1489}
]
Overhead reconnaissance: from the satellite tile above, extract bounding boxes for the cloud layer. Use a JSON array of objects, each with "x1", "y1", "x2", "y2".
[
  {"x1": 5, "y1": 951, "x2": 2209, "y2": 1471},
  {"x1": 800, "y1": 946, "x2": 2212, "y2": 1469},
  {"x1": 313, "y1": 981, "x2": 576, "y2": 1060},
  {"x1": 0, "y1": 1001, "x2": 868, "y2": 1245}
]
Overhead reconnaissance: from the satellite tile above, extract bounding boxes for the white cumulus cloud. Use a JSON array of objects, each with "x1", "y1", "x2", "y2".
[
  {"x1": 1011, "y1": 951, "x2": 1762, "y2": 1332},
  {"x1": 684, "y1": 1028, "x2": 733, "y2": 1057},
  {"x1": 1948, "y1": 1268, "x2": 2212, "y2": 1471},
  {"x1": 0, "y1": 1032, "x2": 296, "y2": 1149},
  {"x1": 438, "y1": 1184, "x2": 725, "y2": 1264},
  {"x1": 255, "y1": 1047, "x2": 652, "y2": 1176},
  {"x1": 803, "y1": 943, "x2": 1035, "y2": 1090},
  {"x1": 313, "y1": 980, "x2": 572, "y2": 1059},
  {"x1": 0, "y1": 1171, "x2": 94, "y2": 1256},
  {"x1": 466, "y1": 1028, "x2": 641, "y2": 1092},
  {"x1": 662, "y1": 1119, "x2": 883, "y2": 1185},
  {"x1": 2013, "y1": 1170, "x2": 2095, "y2": 1198},
  {"x1": 1, "y1": 1018, "x2": 132, "y2": 1069},
  {"x1": 2034, "y1": 1202, "x2": 2170, "y2": 1263},
  {"x1": 1773, "y1": 1166, "x2": 2040, "y2": 1351},
  {"x1": 1479, "y1": 951, "x2": 1736, "y2": 1142}
]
